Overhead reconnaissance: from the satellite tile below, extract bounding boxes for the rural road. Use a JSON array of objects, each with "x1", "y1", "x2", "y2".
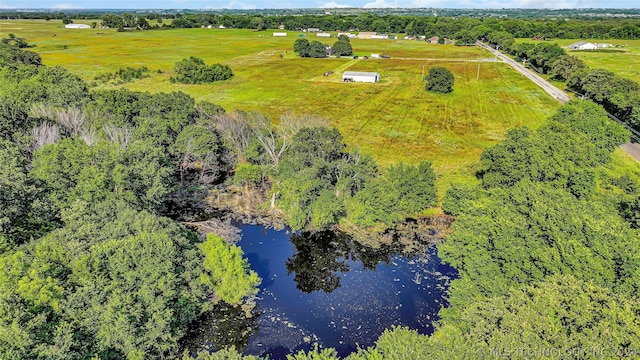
[{"x1": 476, "y1": 41, "x2": 640, "y2": 162}]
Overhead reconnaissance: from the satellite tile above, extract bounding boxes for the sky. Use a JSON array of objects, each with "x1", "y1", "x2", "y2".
[{"x1": 0, "y1": 0, "x2": 635, "y2": 10}]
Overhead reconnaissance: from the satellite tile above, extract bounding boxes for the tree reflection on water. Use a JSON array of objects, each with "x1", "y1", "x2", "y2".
[
  {"x1": 285, "y1": 230, "x2": 411, "y2": 294},
  {"x1": 181, "y1": 302, "x2": 259, "y2": 354}
]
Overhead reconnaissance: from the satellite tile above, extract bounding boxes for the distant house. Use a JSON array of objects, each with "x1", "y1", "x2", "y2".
[
  {"x1": 278, "y1": 24, "x2": 285, "y2": 30},
  {"x1": 342, "y1": 71, "x2": 380, "y2": 83},
  {"x1": 316, "y1": 32, "x2": 331, "y2": 38},
  {"x1": 65, "y1": 24, "x2": 90, "y2": 29},
  {"x1": 273, "y1": 32, "x2": 287, "y2": 37},
  {"x1": 568, "y1": 41, "x2": 597, "y2": 50},
  {"x1": 357, "y1": 32, "x2": 377, "y2": 39},
  {"x1": 338, "y1": 32, "x2": 357, "y2": 39},
  {"x1": 426, "y1": 36, "x2": 439, "y2": 44}
]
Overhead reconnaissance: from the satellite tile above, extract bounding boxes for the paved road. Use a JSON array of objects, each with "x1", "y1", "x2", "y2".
[
  {"x1": 476, "y1": 41, "x2": 640, "y2": 162},
  {"x1": 476, "y1": 41, "x2": 571, "y2": 103}
]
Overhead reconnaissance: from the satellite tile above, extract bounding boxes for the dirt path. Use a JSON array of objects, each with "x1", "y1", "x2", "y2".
[{"x1": 476, "y1": 41, "x2": 640, "y2": 162}]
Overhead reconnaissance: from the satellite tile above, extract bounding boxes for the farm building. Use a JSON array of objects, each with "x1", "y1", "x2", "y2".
[
  {"x1": 316, "y1": 33, "x2": 331, "y2": 38},
  {"x1": 342, "y1": 71, "x2": 380, "y2": 83},
  {"x1": 273, "y1": 32, "x2": 287, "y2": 37},
  {"x1": 338, "y1": 32, "x2": 357, "y2": 38},
  {"x1": 568, "y1": 41, "x2": 597, "y2": 50},
  {"x1": 65, "y1": 24, "x2": 90, "y2": 29},
  {"x1": 427, "y1": 36, "x2": 440, "y2": 44},
  {"x1": 357, "y1": 32, "x2": 377, "y2": 39}
]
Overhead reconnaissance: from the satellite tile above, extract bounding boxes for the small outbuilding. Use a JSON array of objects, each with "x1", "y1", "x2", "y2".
[
  {"x1": 357, "y1": 32, "x2": 377, "y2": 39},
  {"x1": 65, "y1": 24, "x2": 90, "y2": 29},
  {"x1": 568, "y1": 41, "x2": 597, "y2": 50},
  {"x1": 426, "y1": 36, "x2": 440, "y2": 44},
  {"x1": 342, "y1": 71, "x2": 380, "y2": 83}
]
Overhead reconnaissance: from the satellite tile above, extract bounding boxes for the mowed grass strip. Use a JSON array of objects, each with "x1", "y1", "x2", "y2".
[{"x1": 2, "y1": 20, "x2": 560, "y2": 196}]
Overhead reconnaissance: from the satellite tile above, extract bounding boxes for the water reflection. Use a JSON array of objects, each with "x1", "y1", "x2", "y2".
[
  {"x1": 286, "y1": 230, "x2": 412, "y2": 293},
  {"x1": 182, "y1": 302, "x2": 259, "y2": 354},
  {"x1": 286, "y1": 230, "x2": 350, "y2": 293}
]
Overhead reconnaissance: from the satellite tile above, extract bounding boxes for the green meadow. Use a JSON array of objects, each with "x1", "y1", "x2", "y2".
[{"x1": 2, "y1": 20, "x2": 563, "y2": 194}]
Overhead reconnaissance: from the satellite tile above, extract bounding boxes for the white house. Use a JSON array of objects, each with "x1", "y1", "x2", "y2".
[
  {"x1": 568, "y1": 41, "x2": 597, "y2": 50},
  {"x1": 342, "y1": 71, "x2": 380, "y2": 83},
  {"x1": 273, "y1": 32, "x2": 287, "y2": 37},
  {"x1": 316, "y1": 32, "x2": 331, "y2": 38},
  {"x1": 65, "y1": 24, "x2": 90, "y2": 29},
  {"x1": 338, "y1": 32, "x2": 357, "y2": 38}
]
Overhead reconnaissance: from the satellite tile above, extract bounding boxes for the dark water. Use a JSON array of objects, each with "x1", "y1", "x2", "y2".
[{"x1": 188, "y1": 224, "x2": 456, "y2": 359}]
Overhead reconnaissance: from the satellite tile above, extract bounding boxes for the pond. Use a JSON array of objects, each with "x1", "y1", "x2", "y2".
[{"x1": 186, "y1": 224, "x2": 457, "y2": 359}]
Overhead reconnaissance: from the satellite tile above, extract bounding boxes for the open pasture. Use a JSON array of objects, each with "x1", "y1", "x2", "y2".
[{"x1": 2, "y1": 20, "x2": 561, "y2": 192}]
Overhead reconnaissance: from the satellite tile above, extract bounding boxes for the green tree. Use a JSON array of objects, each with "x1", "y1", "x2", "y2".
[
  {"x1": 0, "y1": 140, "x2": 58, "y2": 252},
  {"x1": 308, "y1": 40, "x2": 328, "y2": 58},
  {"x1": 331, "y1": 39, "x2": 353, "y2": 56},
  {"x1": 453, "y1": 29, "x2": 476, "y2": 45},
  {"x1": 274, "y1": 127, "x2": 377, "y2": 230},
  {"x1": 425, "y1": 67, "x2": 454, "y2": 93},
  {"x1": 293, "y1": 38, "x2": 310, "y2": 57},
  {"x1": 172, "y1": 56, "x2": 233, "y2": 84},
  {"x1": 348, "y1": 161, "x2": 437, "y2": 228},
  {"x1": 438, "y1": 181, "x2": 639, "y2": 303},
  {"x1": 199, "y1": 233, "x2": 261, "y2": 305},
  {"x1": 552, "y1": 54, "x2": 586, "y2": 80}
]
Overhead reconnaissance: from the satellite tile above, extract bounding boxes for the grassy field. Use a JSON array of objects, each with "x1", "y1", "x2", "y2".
[
  {"x1": 2, "y1": 20, "x2": 563, "y2": 195},
  {"x1": 517, "y1": 38, "x2": 640, "y2": 82}
]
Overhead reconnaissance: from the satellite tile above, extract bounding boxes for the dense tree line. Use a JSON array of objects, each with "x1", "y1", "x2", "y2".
[{"x1": 213, "y1": 112, "x2": 437, "y2": 231}]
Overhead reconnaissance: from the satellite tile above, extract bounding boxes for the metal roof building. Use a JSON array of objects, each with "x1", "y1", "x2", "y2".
[
  {"x1": 342, "y1": 71, "x2": 380, "y2": 83},
  {"x1": 65, "y1": 24, "x2": 91, "y2": 29}
]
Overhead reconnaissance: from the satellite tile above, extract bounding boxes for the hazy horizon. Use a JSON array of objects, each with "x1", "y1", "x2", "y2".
[{"x1": 1, "y1": 1, "x2": 637, "y2": 11}]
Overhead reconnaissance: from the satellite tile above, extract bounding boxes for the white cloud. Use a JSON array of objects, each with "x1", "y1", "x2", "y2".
[
  {"x1": 320, "y1": 1, "x2": 352, "y2": 7},
  {"x1": 224, "y1": 0, "x2": 256, "y2": 8},
  {"x1": 50, "y1": 3, "x2": 82, "y2": 8},
  {"x1": 362, "y1": 0, "x2": 400, "y2": 8},
  {"x1": 409, "y1": 0, "x2": 445, "y2": 7}
]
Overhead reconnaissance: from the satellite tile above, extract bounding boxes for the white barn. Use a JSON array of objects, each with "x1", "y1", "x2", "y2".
[
  {"x1": 65, "y1": 24, "x2": 90, "y2": 29},
  {"x1": 342, "y1": 71, "x2": 380, "y2": 83},
  {"x1": 568, "y1": 41, "x2": 597, "y2": 50}
]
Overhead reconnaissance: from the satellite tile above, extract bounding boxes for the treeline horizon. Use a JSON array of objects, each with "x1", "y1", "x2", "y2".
[{"x1": 2, "y1": 10, "x2": 640, "y2": 40}]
